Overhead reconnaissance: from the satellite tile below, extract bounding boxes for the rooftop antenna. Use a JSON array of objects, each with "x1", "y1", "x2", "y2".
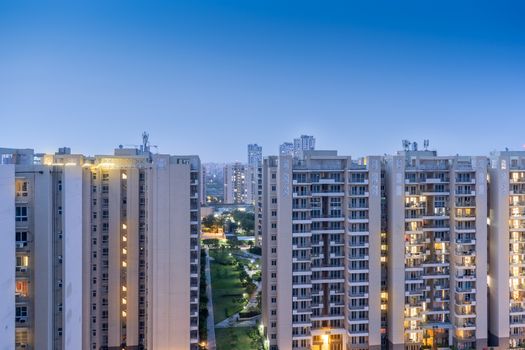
[
  {"x1": 424, "y1": 139, "x2": 429, "y2": 150},
  {"x1": 412, "y1": 141, "x2": 418, "y2": 151},
  {"x1": 402, "y1": 140, "x2": 410, "y2": 151},
  {"x1": 142, "y1": 132, "x2": 150, "y2": 153}
]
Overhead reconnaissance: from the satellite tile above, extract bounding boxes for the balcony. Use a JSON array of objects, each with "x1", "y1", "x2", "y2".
[
  {"x1": 455, "y1": 249, "x2": 476, "y2": 257},
  {"x1": 15, "y1": 316, "x2": 29, "y2": 325},
  {"x1": 456, "y1": 238, "x2": 476, "y2": 245},
  {"x1": 455, "y1": 190, "x2": 476, "y2": 196}
]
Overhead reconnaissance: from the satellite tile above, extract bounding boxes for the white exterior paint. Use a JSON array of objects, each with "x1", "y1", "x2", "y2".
[
  {"x1": 63, "y1": 166, "x2": 84, "y2": 349},
  {"x1": 0, "y1": 165, "x2": 15, "y2": 350}
]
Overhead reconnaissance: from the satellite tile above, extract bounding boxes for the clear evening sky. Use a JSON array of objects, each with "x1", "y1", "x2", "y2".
[{"x1": 1, "y1": 1, "x2": 524, "y2": 162}]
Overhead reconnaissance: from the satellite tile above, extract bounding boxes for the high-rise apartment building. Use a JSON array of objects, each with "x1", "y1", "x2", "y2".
[
  {"x1": 293, "y1": 135, "x2": 316, "y2": 159},
  {"x1": 0, "y1": 147, "x2": 85, "y2": 350},
  {"x1": 280, "y1": 142, "x2": 294, "y2": 157},
  {"x1": 224, "y1": 162, "x2": 248, "y2": 204},
  {"x1": 247, "y1": 144, "x2": 263, "y2": 207},
  {"x1": 248, "y1": 144, "x2": 263, "y2": 168},
  {"x1": 488, "y1": 151, "x2": 525, "y2": 349},
  {"x1": 0, "y1": 144, "x2": 201, "y2": 350},
  {"x1": 261, "y1": 150, "x2": 383, "y2": 350},
  {"x1": 385, "y1": 149, "x2": 488, "y2": 349}
]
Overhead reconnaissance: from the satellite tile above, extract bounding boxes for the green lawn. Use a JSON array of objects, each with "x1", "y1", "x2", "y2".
[
  {"x1": 210, "y1": 249, "x2": 245, "y2": 323},
  {"x1": 215, "y1": 327, "x2": 260, "y2": 350}
]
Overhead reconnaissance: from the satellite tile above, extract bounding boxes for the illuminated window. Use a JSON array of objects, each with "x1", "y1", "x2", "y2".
[
  {"x1": 16, "y1": 256, "x2": 29, "y2": 267},
  {"x1": 15, "y1": 281, "x2": 29, "y2": 297},
  {"x1": 15, "y1": 180, "x2": 28, "y2": 197}
]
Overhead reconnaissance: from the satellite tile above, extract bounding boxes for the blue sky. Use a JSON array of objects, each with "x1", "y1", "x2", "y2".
[{"x1": 1, "y1": 1, "x2": 524, "y2": 162}]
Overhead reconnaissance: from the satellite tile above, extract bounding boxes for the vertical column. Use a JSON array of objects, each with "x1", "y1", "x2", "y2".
[
  {"x1": 125, "y1": 168, "x2": 139, "y2": 347},
  {"x1": 367, "y1": 156, "x2": 382, "y2": 349},
  {"x1": 0, "y1": 165, "x2": 15, "y2": 349},
  {"x1": 386, "y1": 156, "x2": 406, "y2": 349},
  {"x1": 63, "y1": 165, "x2": 84, "y2": 349},
  {"x1": 488, "y1": 156, "x2": 511, "y2": 346},
  {"x1": 169, "y1": 160, "x2": 191, "y2": 349},
  {"x1": 474, "y1": 157, "x2": 488, "y2": 348},
  {"x1": 276, "y1": 155, "x2": 293, "y2": 350},
  {"x1": 107, "y1": 169, "x2": 121, "y2": 347}
]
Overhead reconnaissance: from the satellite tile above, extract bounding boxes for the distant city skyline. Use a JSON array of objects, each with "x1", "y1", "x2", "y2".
[{"x1": 1, "y1": 1, "x2": 524, "y2": 162}]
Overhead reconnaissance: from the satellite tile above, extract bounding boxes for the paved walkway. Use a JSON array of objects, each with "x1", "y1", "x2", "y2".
[{"x1": 205, "y1": 248, "x2": 216, "y2": 350}]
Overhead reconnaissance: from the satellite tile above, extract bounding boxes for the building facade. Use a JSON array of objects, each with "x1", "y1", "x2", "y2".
[
  {"x1": 385, "y1": 150, "x2": 488, "y2": 349},
  {"x1": 248, "y1": 144, "x2": 263, "y2": 207},
  {"x1": 0, "y1": 146, "x2": 201, "y2": 350},
  {"x1": 223, "y1": 162, "x2": 248, "y2": 204},
  {"x1": 1, "y1": 148, "x2": 84, "y2": 350},
  {"x1": 488, "y1": 151, "x2": 525, "y2": 349},
  {"x1": 280, "y1": 142, "x2": 295, "y2": 157},
  {"x1": 293, "y1": 135, "x2": 316, "y2": 159},
  {"x1": 261, "y1": 150, "x2": 383, "y2": 350},
  {"x1": 248, "y1": 144, "x2": 263, "y2": 168}
]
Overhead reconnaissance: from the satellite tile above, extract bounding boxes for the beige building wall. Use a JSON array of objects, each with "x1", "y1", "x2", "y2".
[
  {"x1": 276, "y1": 155, "x2": 294, "y2": 350},
  {"x1": 262, "y1": 152, "x2": 383, "y2": 350},
  {"x1": 63, "y1": 165, "x2": 85, "y2": 349},
  {"x1": 488, "y1": 157, "x2": 510, "y2": 346},
  {"x1": 385, "y1": 155, "x2": 406, "y2": 349},
  {"x1": 487, "y1": 151, "x2": 525, "y2": 349},
  {"x1": 366, "y1": 156, "x2": 383, "y2": 349},
  {"x1": 0, "y1": 165, "x2": 16, "y2": 349},
  {"x1": 386, "y1": 151, "x2": 488, "y2": 349}
]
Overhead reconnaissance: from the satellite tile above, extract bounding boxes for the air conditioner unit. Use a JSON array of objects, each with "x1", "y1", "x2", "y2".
[
  {"x1": 16, "y1": 242, "x2": 26, "y2": 248},
  {"x1": 19, "y1": 267, "x2": 28, "y2": 273},
  {"x1": 16, "y1": 316, "x2": 27, "y2": 323}
]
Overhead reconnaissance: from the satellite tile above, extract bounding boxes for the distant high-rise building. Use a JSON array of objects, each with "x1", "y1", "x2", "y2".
[
  {"x1": 0, "y1": 145, "x2": 202, "y2": 350},
  {"x1": 203, "y1": 163, "x2": 224, "y2": 202},
  {"x1": 248, "y1": 144, "x2": 263, "y2": 168},
  {"x1": 279, "y1": 142, "x2": 294, "y2": 156},
  {"x1": 293, "y1": 135, "x2": 316, "y2": 158},
  {"x1": 224, "y1": 162, "x2": 248, "y2": 204},
  {"x1": 247, "y1": 144, "x2": 263, "y2": 207}
]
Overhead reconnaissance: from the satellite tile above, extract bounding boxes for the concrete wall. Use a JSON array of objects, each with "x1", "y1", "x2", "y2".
[
  {"x1": 0, "y1": 165, "x2": 15, "y2": 350},
  {"x1": 148, "y1": 156, "x2": 191, "y2": 349},
  {"x1": 488, "y1": 155, "x2": 510, "y2": 345},
  {"x1": 276, "y1": 155, "x2": 293, "y2": 350},
  {"x1": 107, "y1": 169, "x2": 122, "y2": 347},
  {"x1": 473, "y1": 157, "x2": 488, "y2": 344},
  {"x1": 126, "y1": 168, "x2": 140, "y2": 347},
  {"x1": 63, "y1": 166, "x2": 84, "y2": 349},
  {"x1": 385, "y1": 156, "x2": 406, "y2": 348},
  {"x1": 367, "y1": 156, "x2": 383, "y2": 347},
  {"x1": 33, "y1": 167, "x2": 54, "y2": 349}
]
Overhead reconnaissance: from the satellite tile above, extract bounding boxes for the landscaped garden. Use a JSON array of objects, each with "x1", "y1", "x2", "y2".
[
  {"x1": 215, "y1": 327, "x2": 262, "y2": 350},
  {"x1": 209, "y1": 248, "x2": 247, "y2": 322}
]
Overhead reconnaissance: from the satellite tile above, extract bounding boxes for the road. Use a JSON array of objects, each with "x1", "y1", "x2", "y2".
[{"x1": 205, "y1": 248, "x2": 216, "y2": 350}]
